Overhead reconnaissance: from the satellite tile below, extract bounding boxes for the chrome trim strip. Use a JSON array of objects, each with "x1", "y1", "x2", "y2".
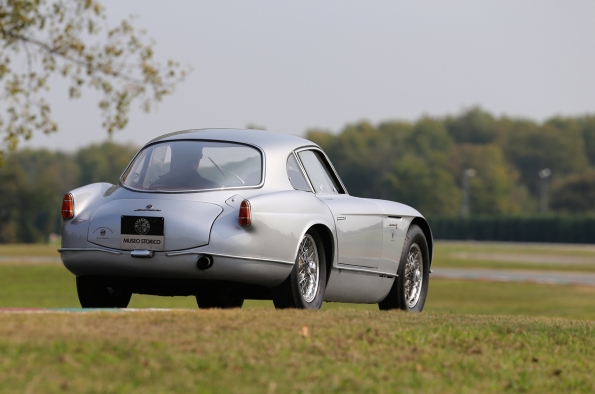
[
  {"x1": 294, "y1": 146, "x2": 349, "y2": 195},
  {"x1": 291, "y1": 151, "x2": 315, "y2": 193},
  {"x1": 58, "y1": 248, "x2": 122, "y2": 255},
  {"x1": 164, "y1": 251, "x2": 204, "y2": 256},
  {"x1": 336, "y1": 265, "x2": 397, "y2": 278},
  {"x1": 335, "y1": 213, "x2": 389, "y2": 217},
  {"x1": 165, "y1": 251, "x2": 294, "y2": 265}
]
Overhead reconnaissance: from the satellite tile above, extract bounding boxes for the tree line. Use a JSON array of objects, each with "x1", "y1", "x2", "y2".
[
  {"x1": 2, "y1": 107, "x2": 595, "y2": 243},
  {"x1": 0, "y1": 142, "x2": 137, "y2": 243},
  {"x1": 307, "y1": 108, "x2": 595, "y2": 217}
]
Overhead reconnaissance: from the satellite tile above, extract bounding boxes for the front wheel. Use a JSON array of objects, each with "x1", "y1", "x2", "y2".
[
  {"x1": 379, "y1": 224, "x2": 430, "y2": 312},
  {"x1": 272, "y1": 231, "x2": 327, "y2": 309},
  {"x1": 76, "y1": 276, "x2": 132, "y2": 308}
]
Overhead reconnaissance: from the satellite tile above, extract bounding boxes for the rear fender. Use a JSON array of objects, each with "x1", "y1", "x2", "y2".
[
  {"x1": 208, "y1": 190, "x2": 336, "y2": 268},
  {"x1": 61, "y1": 183, "x2": 114, "y2": 248}
]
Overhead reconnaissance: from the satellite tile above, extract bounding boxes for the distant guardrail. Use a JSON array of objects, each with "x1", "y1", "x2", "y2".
[{"x1": 427, "y1": 216, "x2": 595, "y2": 243}]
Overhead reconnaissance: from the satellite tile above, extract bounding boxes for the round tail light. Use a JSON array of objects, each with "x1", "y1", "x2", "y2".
[
  {"x1": 238, "y1": 200, "x2": 251, "y2": 227},
  {"x1": 61, "y1": 193, "x2": 74, "y2": 219}
]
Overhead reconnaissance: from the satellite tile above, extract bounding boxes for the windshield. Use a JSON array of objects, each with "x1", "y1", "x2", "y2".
[{"x1": 121, "y1": 141, "x2": 263, "y2": 192}]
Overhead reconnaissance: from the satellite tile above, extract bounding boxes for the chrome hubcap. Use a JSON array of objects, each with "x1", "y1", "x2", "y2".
[
  {"x1": 297, "y1": 234, "x2": 319, "y2": 303},
  {"x1": 405, "y1": 243, "x2": 423, "y2": 308}
]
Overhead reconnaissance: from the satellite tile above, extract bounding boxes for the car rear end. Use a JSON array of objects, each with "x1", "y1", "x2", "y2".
[{"x1": 59, "y1": 138, "x2": 293, "y2": 301}]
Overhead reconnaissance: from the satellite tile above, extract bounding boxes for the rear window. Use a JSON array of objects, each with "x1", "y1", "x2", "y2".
[{"x1": 121, "y1": 141, "x2": 263, "y2": 192}]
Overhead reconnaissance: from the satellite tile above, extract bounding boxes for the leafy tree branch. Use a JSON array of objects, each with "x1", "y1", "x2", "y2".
[{"x1": 0, "y1": 0, "x2": 190, "y2": 157}]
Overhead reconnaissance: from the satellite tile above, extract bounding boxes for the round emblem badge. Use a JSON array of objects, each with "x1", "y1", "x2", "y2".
[{"x1": 134, "y1": 218, "x2": 151, "y2": 235}]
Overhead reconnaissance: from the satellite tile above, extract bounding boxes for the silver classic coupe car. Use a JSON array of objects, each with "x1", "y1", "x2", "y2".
[{"x1": 60, "y1": 129, "x2": 433, "y2": 310}]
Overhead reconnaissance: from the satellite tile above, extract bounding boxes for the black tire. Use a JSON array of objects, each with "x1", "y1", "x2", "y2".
[
  {"x1": 76, "y1": 276, "x2": 132, "y2": 308},
  {"x1": 195, "y1": 296, "x2": 244, "y2": 309},
  {"x1": 379, "y1": 224, "x2": 430, "y2": 312},
  {"x1": 272, "y1": 229, "x2": 327, "y2": 309}
]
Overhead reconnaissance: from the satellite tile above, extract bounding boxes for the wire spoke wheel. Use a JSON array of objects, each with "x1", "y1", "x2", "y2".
[
  {"x1": 272, "y1": 230, "x2": 327, "y2": 310},
  {"x1": 297, "y1": 234, "x2": 319, "y2": 303},
  {"x1": 404, "y1": 243, "x2": 423, "y2": 308},
  {"x1": 378, "y1": 224, "x2": 429, "y2": 312}
]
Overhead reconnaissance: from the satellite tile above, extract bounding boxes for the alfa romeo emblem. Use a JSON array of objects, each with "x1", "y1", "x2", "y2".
[{"x1": 134, "y1": 218, "x2": 151, "y2": 235}]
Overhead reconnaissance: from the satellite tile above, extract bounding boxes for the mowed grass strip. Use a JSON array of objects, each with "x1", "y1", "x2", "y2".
[
  {"x1": 434, "y1": 241, "x2": 595, "y2": 257},
  {"x1": 0, "y1": 243, "x2": 60, "y2": 257},
  {"x1": 433, "y1": 241, "x2": 595, "y2": 272},
  {"x1": 0, "y1": 311, "x2": 594, "y2": 393},
  {"x1": 2, "y1": 264, "x2": 595, "y2": 321},
  {"x1": 433, "y1": 258, "x2": 595, "y2": 273}
]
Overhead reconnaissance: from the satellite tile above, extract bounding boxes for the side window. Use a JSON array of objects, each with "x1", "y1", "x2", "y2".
[
  {"x1": 297, "y1": 150, "x2": 342, "y2": 194},
  {"x1": 287, "y1": 154, "x2": 311, "y2": 191}
]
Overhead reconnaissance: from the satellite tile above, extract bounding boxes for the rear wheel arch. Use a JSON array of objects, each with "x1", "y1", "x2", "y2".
[
  {"x1": 410, "y1": 217, "x2": 433, "y2": 268},
  {"x1": 306, "y1": 224, "x2": 335, "y2": 285},
  {"x1": 272, "y1": 225, "x2": 331, "y2": 309}
]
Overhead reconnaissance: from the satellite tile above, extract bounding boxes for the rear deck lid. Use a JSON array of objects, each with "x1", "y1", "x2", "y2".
[{"x1": 87, "y1": 199, "x2": 223, "y2": 251}]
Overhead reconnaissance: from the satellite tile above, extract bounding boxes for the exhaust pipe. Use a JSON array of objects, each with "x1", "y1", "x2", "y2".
[{"x1": 196, "y1": 255, "x2": 213, "y2": 270}]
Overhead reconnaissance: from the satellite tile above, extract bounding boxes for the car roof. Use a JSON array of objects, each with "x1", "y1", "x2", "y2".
[{"x1": 149, "y1": 128, "x2": 318, "y2": 152}]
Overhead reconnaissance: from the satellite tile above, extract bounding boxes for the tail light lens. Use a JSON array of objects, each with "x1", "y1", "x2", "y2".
[
  {"x1": 239, "y1": 200, "x2": 251, "y2": 227},
  {"x1": 61, "y1": 193, "x2": 74, "y2": 219}
]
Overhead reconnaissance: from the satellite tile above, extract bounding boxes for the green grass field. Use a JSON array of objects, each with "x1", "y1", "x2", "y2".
[
  {"x1": 1, "y1": 242, "x2": 595, "y2": 392},
  {"x1": 1, "y1": 310, "x2": 594, "y2": 393}
]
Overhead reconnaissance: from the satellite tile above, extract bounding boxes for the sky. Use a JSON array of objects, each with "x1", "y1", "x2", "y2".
[{"x1": 20, "y1": 0, "x2": 595, "y2": 151}]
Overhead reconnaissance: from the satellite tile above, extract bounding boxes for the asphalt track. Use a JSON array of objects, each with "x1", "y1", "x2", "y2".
[{"x1": 431, "y1": 268, "x2": 595, "y2": 287}]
